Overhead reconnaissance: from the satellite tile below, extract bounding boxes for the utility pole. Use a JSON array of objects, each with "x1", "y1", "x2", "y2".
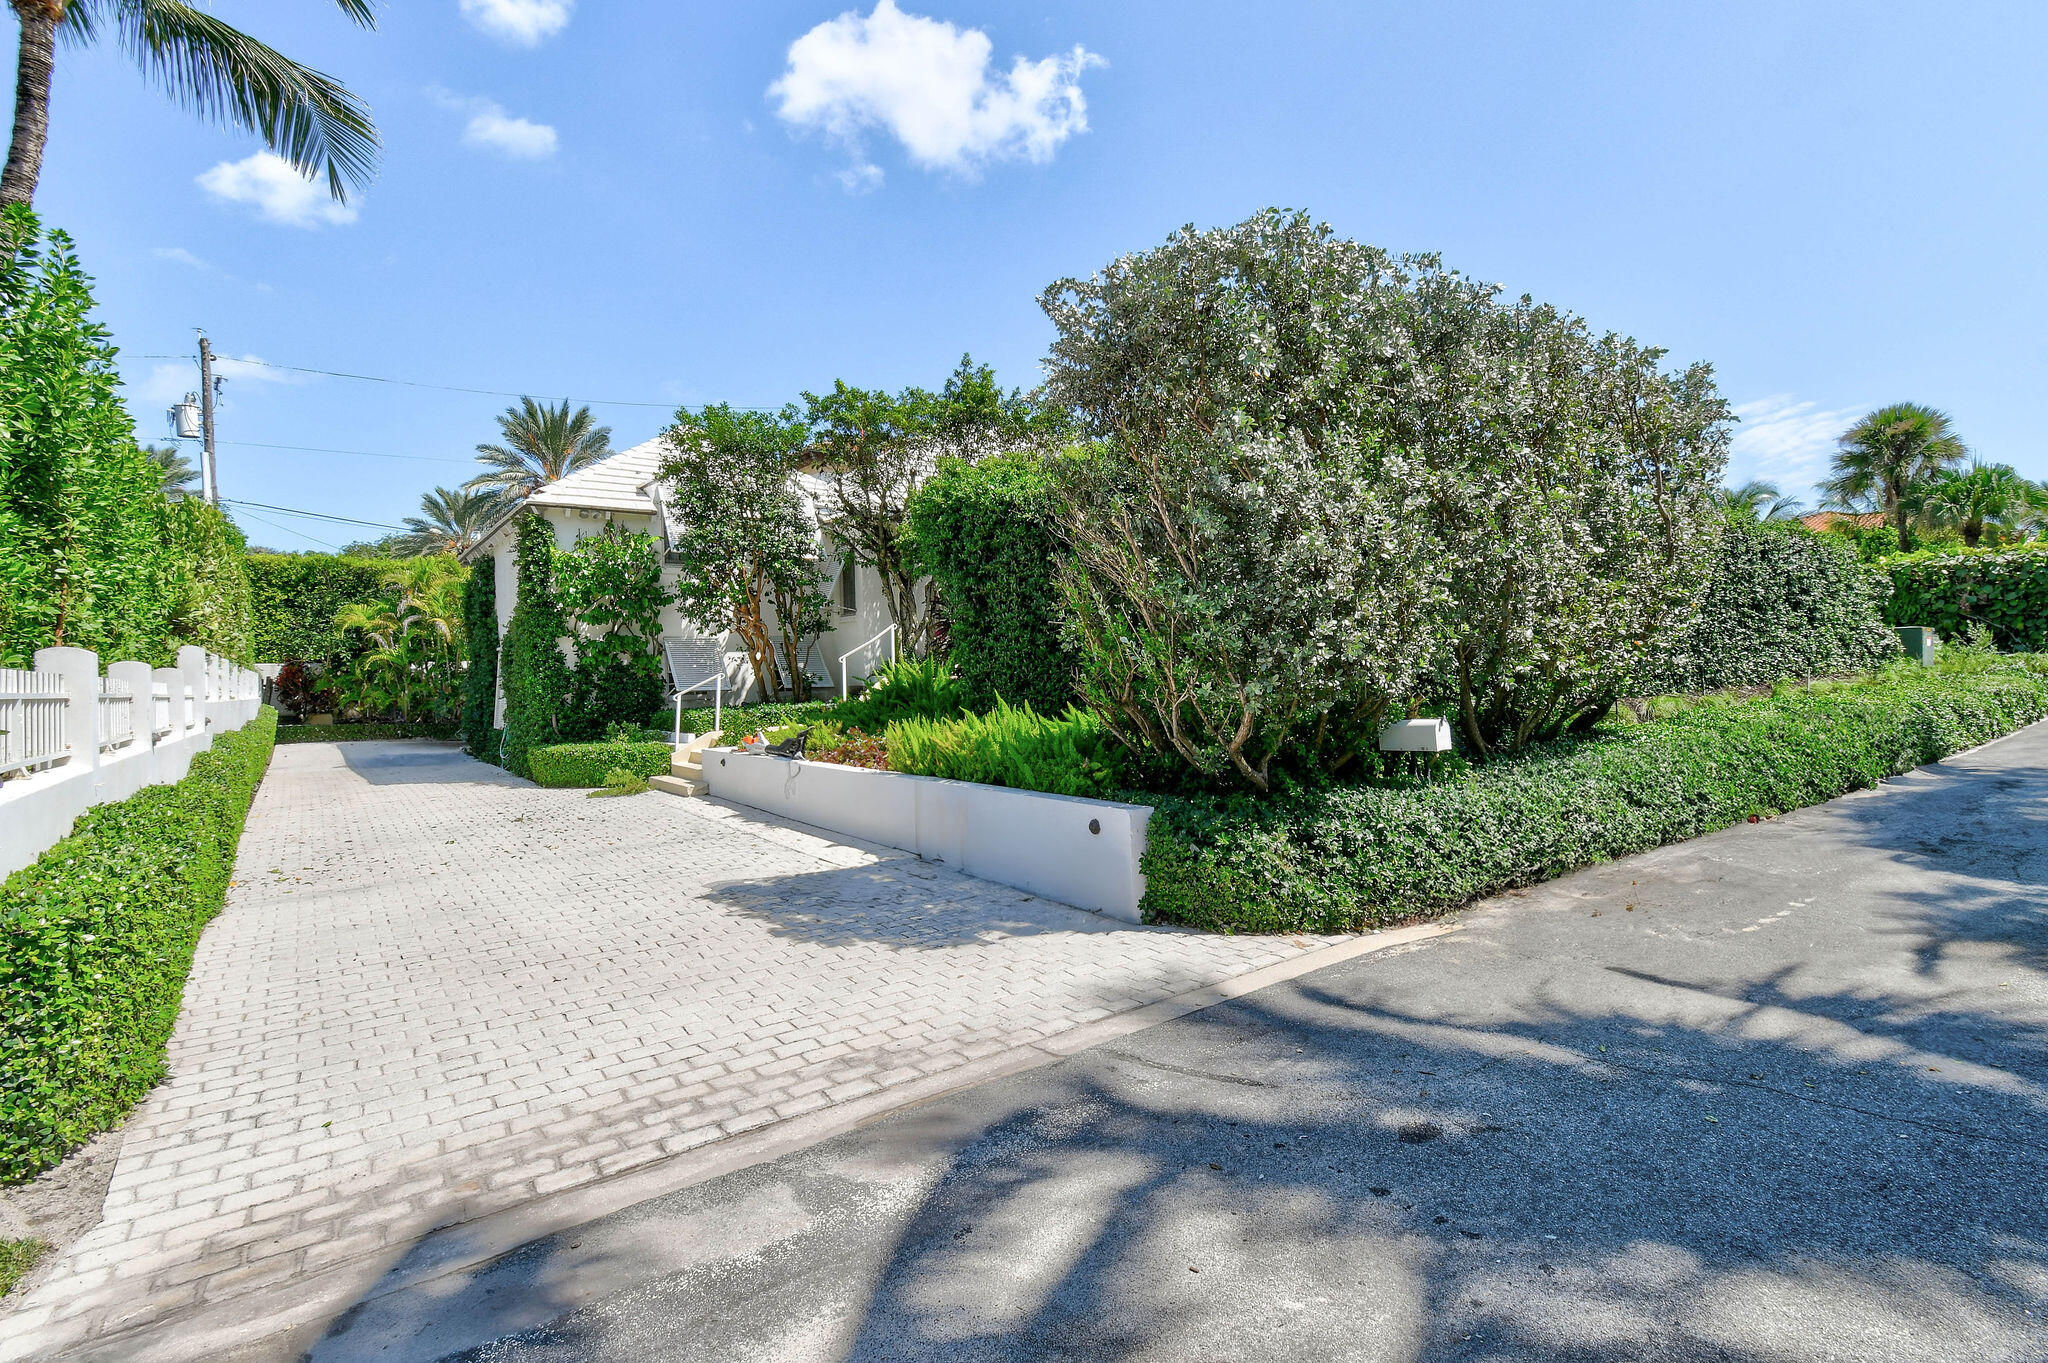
[{"x1": 197, "y1": 333, "x2": 219, "y2": 506}]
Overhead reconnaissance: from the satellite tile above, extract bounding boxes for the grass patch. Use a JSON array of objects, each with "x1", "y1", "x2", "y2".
[{"x1": 0, "y1": 1237, "x2": 49, "y2": 1295}]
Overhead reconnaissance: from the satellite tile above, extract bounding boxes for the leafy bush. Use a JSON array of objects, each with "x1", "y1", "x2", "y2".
[
  {"x1": 701, "y1": 700, "x2": 838, "y2": 747},
  {"x1": 160, "y1": 497, "x2": 255, "y2": 664},
  {"x1": 500, "y1": 513, "x2": 575, "y2": 779},
  {"x1": 811, "y1": 725, "x2": 887, "y2": 769},
  {"x1": 556, "y1": 523, "x2": 672, "y2": 736},
  {"x1": 246, "y1": 552, "x2": 389, "y2": 667},
  {"x1": 1142, "y1": 663, "x2": 2048, "y2": 934},
  {"x1": 1885, "y1": 546, "x2": 2048, "y2": 652},
  {"x1": 832, "y1": 657, "x2": 966, "y2": 732},
  {"x1": 276, "y1": 722, "x2": 460, "y2": 743},
  {"x1": 903, "y1": 451, "x2": 1075, "y2": 714},
  {"x1": 1645, "y1": 519, "x2": 1900, "y2": 692},
  {"x1": 1040, "y1": 208, "x2": 1727, "y2": 786},
  {"x1": 886, "y1": 699, "x2": 1124, "y2": 798},
  {"x1": 527, "y1": 739, "x2": 670, "y2": 788},
  {"x1": 461, "y1": 553, "x2": 499, "y2": 756},
  {"x1": 0, "y1": 707, "x2": 277, "y2": 1180},
  {"x1": 587, "y1": 766, "x2": 650, "y2": 798}
]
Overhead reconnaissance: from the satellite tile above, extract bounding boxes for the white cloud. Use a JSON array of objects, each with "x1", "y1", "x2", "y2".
[
  {"x1": 770, "y1": 0, "x2": 1102, "y2": 187},
  {"x1": 1728, "y1": 394, "x2": 1862, "y2": 498},
  {"x1": 152, "y1": 246, "x2": 210, "y2": 270},
  {"x1": 131, "y1": 354, "x2": 314, "y2": 407},
  {"x1": 431, "y1": 88, "x2": 559, "y2": 159},
  {"x1": 460, "y1": 0, "x2": 572, "y2": 46},
  {"x1": 196, "y1": 152, "x2": 357, "y2": 228},
  {"x1": 465, "y1": 104, "x2": 559, "y2": 159}
]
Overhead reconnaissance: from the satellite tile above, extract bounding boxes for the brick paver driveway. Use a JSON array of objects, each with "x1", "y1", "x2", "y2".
[{"x1": 3, "y1": 742, "x2": 1334, "y2": 1360}]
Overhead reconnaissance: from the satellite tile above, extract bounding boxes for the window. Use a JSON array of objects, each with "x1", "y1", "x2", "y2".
[{"x1": 837, "y1": 560, "x2": 858, "y2": 615}]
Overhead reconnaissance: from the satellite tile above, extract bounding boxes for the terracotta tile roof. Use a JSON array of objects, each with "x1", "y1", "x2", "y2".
[{"x1": 1798, "y1": 510, "x2": 1887, "y2": 532}]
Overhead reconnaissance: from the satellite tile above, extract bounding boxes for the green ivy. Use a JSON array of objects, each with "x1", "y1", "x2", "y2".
[
  {"x1": 527, "y1": 740, "x2": 671, "y2": 788},
  {"x1": 1885, "y1": 546, "x2": 2048, "y2": 651},
  {"x1": 1142, "y1": 663, "x2": 2048, "y2": 934},
  {"x1": 461, "y1": 554, "x2": 500, "y2": 756},
  {"x1": 1644, "y1": 519, "x2": 1900, "y2": 693},
  {"x1": 904, "y1": 452, "x2": 1075, "y2": 714},
  {"x1": 0, "y1": 707, "x2": 278, "y2": 1180},
  {"x1": 500, "y1": 513, "x2": 575, "y2": 779}
]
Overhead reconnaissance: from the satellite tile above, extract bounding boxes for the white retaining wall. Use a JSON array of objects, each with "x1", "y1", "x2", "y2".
[
  {"x1": 702, "y1": 749, "x2": 1152, "y2": 922},
  {"x1": 0, "y1": 645, "x2": 262, "y2": 880}
]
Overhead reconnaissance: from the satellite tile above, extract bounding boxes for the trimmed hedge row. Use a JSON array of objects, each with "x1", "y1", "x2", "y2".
[
  {"x1": 0, "y1": 707, "x2": 278, "y2": 1180},
  {"x1": 528, "y1": 740, "x2": 671, "y2": 788},
  {"x1": 1645, "y1": 519, "x2": 1899, "y2": 693},
  {"x1": 246, "y1": 553, "x2": 388, "y2": 666},
  {"x1": 1140, "y1": 664, "x2": 2048, "y2": 934},
  {"x1": 277, "y1": 722, "x2": 460, "y2": 744},
  {"x1": 1886, "y1": 547, "x2": 2048, "y2": 652}
]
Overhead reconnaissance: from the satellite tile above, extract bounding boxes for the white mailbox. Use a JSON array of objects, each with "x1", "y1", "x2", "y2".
[{"x1": 1378, "y1": 717, "x2": 1453, "y2": 753}]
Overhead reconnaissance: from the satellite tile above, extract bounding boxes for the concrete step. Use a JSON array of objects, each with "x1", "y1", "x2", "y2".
[
  {"x1": 648, "y1": 774, "x2": 707, "y2": 798},
  {"x1": 671, "y1": 755, "x2": 702, "y2": 778}
]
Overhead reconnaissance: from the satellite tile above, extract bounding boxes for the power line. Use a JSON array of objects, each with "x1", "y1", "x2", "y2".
[
  {"x1": 130, "y1": 353, "x2": 780, "y2": 411},
  {"x1": 221, "y1": 439, "x2": 472, "y2": 465},
  {"x1": 232, "y1": 506, "x2": 342, "y2": 551},
  {"x1": 220, "y1": 497, "x2": 406, "y2": 531}
]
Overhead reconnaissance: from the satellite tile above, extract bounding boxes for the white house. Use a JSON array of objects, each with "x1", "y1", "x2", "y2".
[{"x1": 459, "y1": 437, "x2": 898, "y2": 725}]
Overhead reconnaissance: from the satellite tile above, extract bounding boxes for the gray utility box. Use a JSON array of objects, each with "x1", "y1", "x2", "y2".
[
  {"x1": 1379, "y1": 717, "x2": 1454, "y2": 753},
  {"x1": 1894, "y1": 626, "x2": 1940, "y2": 666}
]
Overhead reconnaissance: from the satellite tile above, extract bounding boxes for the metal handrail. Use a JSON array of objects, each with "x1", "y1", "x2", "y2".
[
  {"x1": 838, "y1": 624, "x2": 898, "y2": 701},
  {"x1": 671, "y1": 672, "x2": 725, "y2": 747}
]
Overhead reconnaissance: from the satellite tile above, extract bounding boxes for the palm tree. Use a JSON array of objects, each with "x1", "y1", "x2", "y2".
[
  {"x1": 3, "y1": 1, "x2": 379, "y2": 209},
  {"x1": 464, "y1": 398, "x2": 612, "y2": 504},
  {"x1": 1912, "y1": 462, "x2": 2034, "y2": 548},
  {"x1": 141, "y1": 442, "x2": 197, "y2": 495},
  {"x1": 1820, "y1": 403, "x2": 1968, "y2": 553},
  {"x1": 1712, "y1": 478, "x2": 1803, "y2": 522},
  {"x1": 394, "y1": 486, "x2": 498, "y2": 557}
]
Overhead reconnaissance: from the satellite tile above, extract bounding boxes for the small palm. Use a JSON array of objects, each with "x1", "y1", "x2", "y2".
[
  {"x1": 396, "y1": 486, "x2": 498, "y2": 557},
  {"x1": 1821, "y1": 403, "x2": 1967, "y2": 551},
  {"x1": 464, "y1": 398, "x2": 613, "y2": 502}
]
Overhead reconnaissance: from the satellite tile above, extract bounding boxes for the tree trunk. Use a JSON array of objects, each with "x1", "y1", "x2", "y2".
[{"x1": 1, "y1": 5, "x2": 59, "y2": 210}]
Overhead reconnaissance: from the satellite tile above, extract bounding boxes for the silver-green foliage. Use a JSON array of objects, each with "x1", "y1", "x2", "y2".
[{"x1": 1040, "y1": 208, "x2": 1729, "y2": 786}]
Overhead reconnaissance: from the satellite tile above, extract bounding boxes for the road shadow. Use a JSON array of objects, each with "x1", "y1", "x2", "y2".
[
  {"x1": 697, "y1": 861, "x2": 1153, "y2": 949},
  {"x1": 338, "y1": 743, "x2": 530, "y2": 788}
]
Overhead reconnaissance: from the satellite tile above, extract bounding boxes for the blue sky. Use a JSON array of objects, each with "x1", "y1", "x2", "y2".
[{"x1": 22, "y1": 0, "x2": 2047, "y2": 550}]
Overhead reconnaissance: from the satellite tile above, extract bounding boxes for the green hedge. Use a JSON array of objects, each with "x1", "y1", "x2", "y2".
[
  {"x1": 246, "y1": 552, "x2": 388, "y2": 665},
  {"x1": 528, "y1": 740, "x2": 671, "y2": 788},
  {"x1": 1886, "y1": 547, "x2": 2048, "y2": 652},
  {"x1": 0, "y1": 707, "x2": 278, "y2": 1180},
  {"x1": 461, "y1": 554, "x2": 499, "y2": 757},
  {"x1": 904, "y1": 452, "x2": 1075, "y2": 714},
  {"x1": 276, "y1": 722, "x2": 460, "y2": 744},
  {"x1": 1141, "y1": 664, "x2": 2048, "y2": 934},
  {"x1": 1646, "y1": 519, "x2": 1900, "y2": 692},
  {"x1": 500, "y1": 514, "x2": 575, "y2": 779}
]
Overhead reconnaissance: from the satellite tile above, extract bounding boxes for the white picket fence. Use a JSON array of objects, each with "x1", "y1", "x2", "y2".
[{"x1": 0, "y1": 645, "x2": 262, "y2": 879}]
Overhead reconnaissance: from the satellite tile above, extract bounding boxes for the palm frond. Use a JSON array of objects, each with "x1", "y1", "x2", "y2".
[{"x1": 81, "y1": 0, "x2": 379, "y2": 201}]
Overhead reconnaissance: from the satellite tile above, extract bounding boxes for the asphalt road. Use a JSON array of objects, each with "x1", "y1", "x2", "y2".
[{"x1": 315, "y1": 722, "x2": 2048, "y2": 1363}]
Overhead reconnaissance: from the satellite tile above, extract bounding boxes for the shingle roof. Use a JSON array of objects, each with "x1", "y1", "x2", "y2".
[{"x1": 525, "y1": 436, "x2": 676, "y2": 513}]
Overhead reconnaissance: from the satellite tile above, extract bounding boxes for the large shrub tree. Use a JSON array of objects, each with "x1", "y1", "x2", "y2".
[
  {"x1": 499, "y1": 513, "x2": 573, "y2": 776},
  {"x1": 1040, "y1": 208, "x2": 1729, "y2": 786},
  {"x1": 660, "y1": 405, "x2": 830, "y2": 700}
]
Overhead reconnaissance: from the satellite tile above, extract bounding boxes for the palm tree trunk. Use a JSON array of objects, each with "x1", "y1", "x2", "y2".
[{"x1": 1, "y1": 4, "x2": 60, "y2": 210}]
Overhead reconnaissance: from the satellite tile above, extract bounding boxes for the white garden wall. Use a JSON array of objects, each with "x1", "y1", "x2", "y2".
[
  {"x1": 703, "y1": 749, "x2": 1153, "y2": 922},
  {"x1": 0, "y1": 645, "x2": 261, "y2": 880}
]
